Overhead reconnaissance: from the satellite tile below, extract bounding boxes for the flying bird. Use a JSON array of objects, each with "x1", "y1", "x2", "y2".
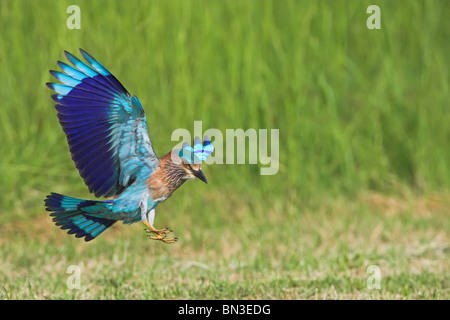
[{"x1": 44, "y1": 49, "x2": 213, "y2": 243}]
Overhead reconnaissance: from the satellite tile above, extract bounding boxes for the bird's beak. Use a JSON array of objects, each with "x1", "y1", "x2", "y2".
[{"x1": 193, "y1": 169, "x2": 208, "y2": 184}]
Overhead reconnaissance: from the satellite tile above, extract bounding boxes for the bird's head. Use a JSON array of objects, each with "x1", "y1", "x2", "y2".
[
  {"x1": 169, "y1": 136, "x2": 213, "y2": 184},
  {"x1": 179, "y1": 162, "x2": 207, "y2": 184}
]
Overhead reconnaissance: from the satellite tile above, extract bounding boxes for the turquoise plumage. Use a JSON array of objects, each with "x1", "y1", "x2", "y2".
[{"x1": 44, "y1": 49, "x2": 213, "y2": 243}]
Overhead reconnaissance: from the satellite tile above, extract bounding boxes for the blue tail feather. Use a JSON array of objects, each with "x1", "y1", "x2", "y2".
[{"x1": 45, "y1": 193, "x2": 116, "y2": 242}]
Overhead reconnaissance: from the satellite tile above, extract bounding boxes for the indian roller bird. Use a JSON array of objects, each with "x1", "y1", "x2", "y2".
[{"x1": 44, "y1": 49, "x2": 213, "y2": 243}]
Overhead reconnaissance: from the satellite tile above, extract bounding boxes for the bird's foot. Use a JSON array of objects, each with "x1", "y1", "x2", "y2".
[
  {"x1": 148, "y1": 235, "x2": 178, "y2": 244},
  {"x1": 142, "y1": 221, "x2": 178, "y2": 244},
  {"x1": 144, "y1": 226, "x2": 172, "y2": 236}
]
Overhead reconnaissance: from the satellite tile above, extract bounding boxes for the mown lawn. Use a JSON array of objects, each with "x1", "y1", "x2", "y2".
[{"x1": 1, "y1": 191, "x2": 449, "y2": 299}]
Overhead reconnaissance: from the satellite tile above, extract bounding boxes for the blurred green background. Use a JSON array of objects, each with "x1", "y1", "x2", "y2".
[{"x1": 0, "y1": 0, "x2": 449, "y2": 299}]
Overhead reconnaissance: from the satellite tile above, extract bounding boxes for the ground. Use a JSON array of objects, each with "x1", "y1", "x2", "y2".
[{"x1": 1, "y1": 191, "x2": 448, "y2": 299}]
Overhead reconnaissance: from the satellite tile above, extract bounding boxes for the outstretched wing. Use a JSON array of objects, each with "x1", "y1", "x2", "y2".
[{"x1": 47, "y1": 49, "x2": 158, "y2": 198}]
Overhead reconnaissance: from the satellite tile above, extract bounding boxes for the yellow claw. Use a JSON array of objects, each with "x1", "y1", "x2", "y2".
[{"x1": 142, "y1": 221, "x2": 177, "y2": 244}]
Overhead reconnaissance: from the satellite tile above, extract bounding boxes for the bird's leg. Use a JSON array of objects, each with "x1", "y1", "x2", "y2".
[
  {"x1": 143, "y1": 208, "x2": 171, "y2": 235},
  {"x1": 141, "y1": 207, "x2": 177, "y2": 244},
  {"x1": 142, "y1": 220, "x2": 178, "y2": 244},
  {"x1": 142, "y1": 220, "x2": 172, "y2": 235}
]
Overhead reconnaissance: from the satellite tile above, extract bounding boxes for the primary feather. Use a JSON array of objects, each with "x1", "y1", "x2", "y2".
[{"x1": 47, "y1": 49, "x2": 158, "y2": 198}]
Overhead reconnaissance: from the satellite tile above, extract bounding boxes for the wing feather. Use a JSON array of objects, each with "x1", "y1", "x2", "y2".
[{"x1": 47, "y1": 49, "x2": 158, "y2": 197}]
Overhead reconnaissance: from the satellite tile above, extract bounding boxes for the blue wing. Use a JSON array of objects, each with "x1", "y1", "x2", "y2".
[{"x1": 47, "y1": 49, "x2": 158, "y2": 198}]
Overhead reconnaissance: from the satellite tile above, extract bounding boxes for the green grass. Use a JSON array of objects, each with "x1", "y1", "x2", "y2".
[
  {"x1": 1, "y1": 192, "x2": 449, "y2": 299},
  {"x1": 0, "y1": 0, "x2": 449, "y2": 299}
]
